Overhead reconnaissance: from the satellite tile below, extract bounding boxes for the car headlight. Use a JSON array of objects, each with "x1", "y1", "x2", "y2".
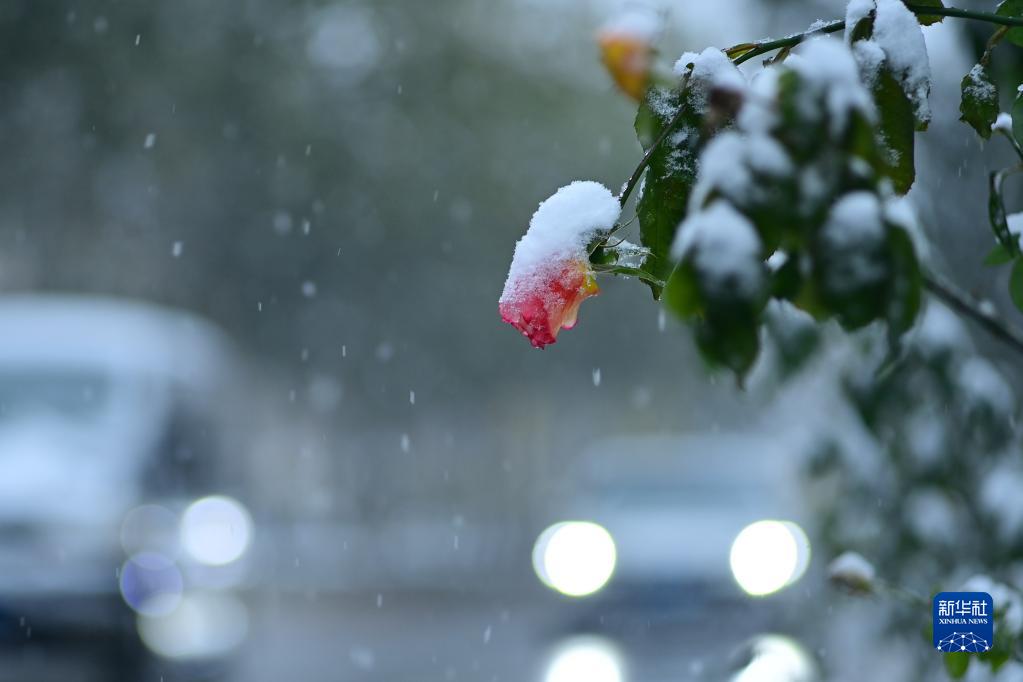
[
  {"x1": 533, "y1": 521, "x2": 617, "y2": 597},
  {"x1": 180, "y1": 495, "x2": 252, "y2": 566},
  {"x1": 544, "y1": 636, "x2": 625, "y2": 682},
  {"x1": 729, "y1": 520, "x2": 810, "y2": 597}
]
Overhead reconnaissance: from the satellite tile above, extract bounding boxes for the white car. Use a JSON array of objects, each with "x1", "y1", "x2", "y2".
[
  {"x1": 0, "y1": 295, "x2": 252, "y2": 679},
  {"x1": 534, "y1": 432, "x2": 811, "y2": 598}
]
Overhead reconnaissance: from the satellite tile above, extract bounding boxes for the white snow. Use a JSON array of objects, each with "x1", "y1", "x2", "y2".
[
  {"x1": 766, "y1": 250, "x2": 788, "y2": 272},
  {"x1": 1008, "y1": 212, "x2": 1023, "y2": 249},
  {"x1": 850, "y1": 40, "x2": 885, "y2": 87},
  {"x1": 789, "y1": 38, "x2": 875, "y2": 135},
  {"x1": 500, "y1": 181, "x2": 620, "y2": 304},
  {"x1": 827, "y1": 551, "x2": 875, "y2": 589},
  {"x1": 820, "y1": 192, "x2": 886, "y2": 291},
  {"x1": 903, "y1": 488, "x2": 957, "y2": 545},
  {"x1": 599, "y1": 6, "x2": 661, "y2": 41},
  {"x1": 673, "y1": 47, "x2": 746, "y2": 94},
  {"x1": 904, "y1": 408, "x2": 945, "y2": 465},
  {"x1": 672, "y1": 200, "x2": 763, "y2": 297},
  {"x1": 981, "y1": 464, "x2": 1023, "y2": 543},
  {"x1": 823, "y1": 192, "x2": 883, "y2": 244},
  {"x1": 844, "y1": 0, "x2": 875, "y2": 32},
  {"x1": 737, "y1": 67, "x2": 781, "y2": 134},
  {"x1": 957, "y1": 356, "x2": 1014, "y2": 412},
  {"x1": 908, "y1": 490, "x2": 953, "y2": 543},
  {"x1": 994, "y1": 111, "x2": 1014, "y2": 135},
  {"x1": 963, "y1": 63, "x2": 996, "y2": 101},
  {"x1": 688, "y1": 130, "x2": 792, "y2": 210},
  {"x1": 846, "y1": 0, "x2": 931, "y2": 126},
  {"x1": 912, "y1": 301, "x2": 970, "y2": 356},
  {"x1": 611, "y1": 240, "x2": 650, "y2": 268}
]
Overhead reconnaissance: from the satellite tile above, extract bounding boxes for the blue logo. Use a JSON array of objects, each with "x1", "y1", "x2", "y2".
[{"x1": 933, "y1": 592, "x2": 994, "y2": 653}]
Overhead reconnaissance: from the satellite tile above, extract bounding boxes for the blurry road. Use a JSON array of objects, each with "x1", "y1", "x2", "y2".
[{"x1": 229, "y1": 590, "x2": 807, "y2": 682}]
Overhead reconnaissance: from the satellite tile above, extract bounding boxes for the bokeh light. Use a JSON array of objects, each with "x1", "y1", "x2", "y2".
[
  {"x1": 544, "y1": 636, "x2": 625, "y2": 682},
  {"x1": 729, "y1": 520, "x2": 810, "y2": 596},
  {"x1": 119, "y1": 552, "x2": 184, "y2": 617},
  {"x1": 533, "y1": 521, "x2": 617, "y2": 597},
  {"x1": 731, "y1": 634, "x2": 815, "y2": 681},
  {"x1": 137, "y1": 592, "x2": 249, "y2": 660},
  {"x1": 180, "y1": 496, "x2": 253, "y2": 566}
]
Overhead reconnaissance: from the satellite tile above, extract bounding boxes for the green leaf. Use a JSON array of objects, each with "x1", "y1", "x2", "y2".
[
  {"x1": 1010, "y1": 258, "x2": 1023, "y2": 312},
  {"x1": 633, "y1": 88, "x2": 703, "y2": 298},
  {"x1": 944, "y1": 652, "x2": 970, "y2": 678},
  {"x1": 847, "y1": 10, "x2": 874, "y2": 43},
  {"x1": 662, "y1": 261, "x2": 701, "y2": 319},
  {"x1": 985, "y1": 242, "x2": 1014, "y2": 266},
  {"x1": 764, "y1": 302, "x2": 820, "y2": 377},
  {"x1": 873, "y1": 66, "x2": 917, "y2": 194},
  {"x1": 694, "y1": 314, "x2": 761, "y2": 381},
  {"x1": 885, "y1": 226, "x2": 922, "y2": 340},
  {"x1": 904, "y1": 0, "x2": 944, "y2": 24},
  {"x1": 960, "y1": 64, "x2": 1000, "y2": 140},
  {"x1": 1012, "y1": 93, "x2": 1023, "y2": 145},
  {"x1": 998, "y1": 0, "x2": 1023, "y2": 47},
  {"x1": 989, "y1": 170, "x2": 1020, "y2": 255},
  {"x1": 978, "y1": 646, "x2": 1012, "y2": 672}
]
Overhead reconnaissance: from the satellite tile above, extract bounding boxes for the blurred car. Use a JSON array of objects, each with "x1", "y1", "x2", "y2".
[
  {"x1": 532, "y1": 433, "x2": 817, "y2": 681},
  {"x1": 0, "y1": 295, "x2": 253, "y2": 681}
]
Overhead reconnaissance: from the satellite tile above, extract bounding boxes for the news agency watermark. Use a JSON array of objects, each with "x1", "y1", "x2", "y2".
[{"x1": 933, "y1": 592, "x2": 994, "y2": 653}]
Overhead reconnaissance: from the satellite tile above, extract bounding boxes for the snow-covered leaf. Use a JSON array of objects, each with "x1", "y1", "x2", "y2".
[
  {"x1": 959, "y1": 64, "x2": 999, "y2": 140},
  {"x1": 873, "y1": 65, "x2": 916, "y2": 193},
  {"x1": 633, "y1": 50, "x2": 744, "y2": 298},
  {"x1": 634, "y1": 88, "x2": 701, "y2": 298}
]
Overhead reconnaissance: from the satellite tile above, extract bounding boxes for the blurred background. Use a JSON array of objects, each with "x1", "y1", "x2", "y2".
[{"x1": 0, "y1": 1, "x2": 1020, "y2": 680}]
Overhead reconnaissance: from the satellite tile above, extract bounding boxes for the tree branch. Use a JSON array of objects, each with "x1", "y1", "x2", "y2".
[
  {"x1": 904, "y1": 4, "x2": 1023, "y2": 29},
  {"x1": 923, "y1": 272, "x2": 1023, "y2": 356},
  {"x1": 730, "y1": 6, "x2": 1023, "y2": 66},
  {"x1": 612, "y1": 5, "x2": 1023, "y2": 359},
  {"x1": 730, "y1": 21, "x2": 844, "y2": 66}
]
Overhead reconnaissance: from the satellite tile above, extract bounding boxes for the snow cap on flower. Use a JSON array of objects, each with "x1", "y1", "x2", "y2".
[
  {"x1": 828, "y1": 551, "x2": 876, "y2": 593},
  {"x1": 597, "y1": 8, "x2": 660, "y2": 101},
  {"x1": 500, "y1": 181, "x2": 621, "y2": 348}
]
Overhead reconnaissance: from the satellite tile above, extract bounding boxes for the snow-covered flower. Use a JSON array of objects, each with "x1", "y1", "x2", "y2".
[
  {"x1": 500, "y1": 260, "x2": 600, "y2": 348},
  {"x1": 499, "y1": 181, "x2": 620, "y2": 348},
  {"x1": 597, "y1": 9, "x2": 660, "y2": 102}
]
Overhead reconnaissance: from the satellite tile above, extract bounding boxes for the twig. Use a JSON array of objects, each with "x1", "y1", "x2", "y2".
[
  {"x1": 731, "y1": 20, "x2": 843, "y2": 66},
  {"x1": 618, "y1": 69, "x2": 692, "y2": 209},
  {"x1": 904, "y1": 4, "x2": 1023, "y2": 29},
  {"x1": 923, "y1": 272, "x2": 1023, "y2": 356},
  {"x1": 729, "y1": 6, "x2": 1023, "y2": 67}
]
